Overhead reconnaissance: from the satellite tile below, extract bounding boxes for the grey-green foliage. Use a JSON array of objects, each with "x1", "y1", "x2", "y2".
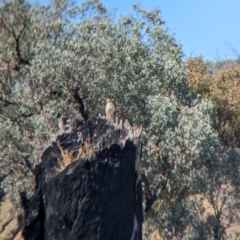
[{"x1": 0, "y1": 0, "x2": 240, "y2": 238}]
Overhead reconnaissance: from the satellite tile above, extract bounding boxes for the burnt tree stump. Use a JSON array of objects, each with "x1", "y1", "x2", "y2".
[{"x1": 21, "y1": 117, "x2": 143, "y2": 240}]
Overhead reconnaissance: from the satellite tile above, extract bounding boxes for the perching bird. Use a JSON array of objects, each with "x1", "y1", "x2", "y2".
[
  {"x1": 58, "y1": 116, "x2": 65, "y2": 133},
  {"x1": 105, "y1": 98, "x2": 115, "y2": 118}
]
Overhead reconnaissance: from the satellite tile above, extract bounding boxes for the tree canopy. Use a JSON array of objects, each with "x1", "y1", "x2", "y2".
[
  {"x1": 186, "y1": 56, "x2": 240, "y2": 148},
  {"x1": 0, "y1": 0, "x2": 240, "y2": 239}
]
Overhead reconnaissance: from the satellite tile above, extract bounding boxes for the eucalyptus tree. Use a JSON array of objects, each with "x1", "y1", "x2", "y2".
[{"x1": 0, "y1": 0, "x2": 239, "y2": 238}]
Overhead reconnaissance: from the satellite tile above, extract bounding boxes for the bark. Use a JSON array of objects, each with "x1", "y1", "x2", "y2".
[{"x1": 21, "y1": 117, "x2": 143, "y2": 240}]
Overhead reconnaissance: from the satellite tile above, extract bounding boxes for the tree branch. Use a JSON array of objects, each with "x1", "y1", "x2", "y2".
[
  {"x1": 12, "y1": 113, "x2": 34, "y2": 122},
  {"x1": 0, "y1": 96, "x2": 15, "y2": 106},
  {"x1": 142, "y1": 173, "x2": 157, "y2": 214},
  {"x1": 70, "y1": 88, "x2": 88, "y2": 121},
  {"x1": 11, "y1": 25, "x2": 30, "y2": 70}
]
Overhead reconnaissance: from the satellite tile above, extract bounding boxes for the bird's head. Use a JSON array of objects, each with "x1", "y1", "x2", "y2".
[{"x1": 107, "y1": 98, "x2": 113, "y2": 103}]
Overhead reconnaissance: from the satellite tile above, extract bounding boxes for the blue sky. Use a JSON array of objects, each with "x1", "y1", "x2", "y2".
[
  {"x1": 100, "y1": 0, "x2": 240, "y2": 61},
  {"x1": 37, "y1": 0, "x2": 240, "y2": 61}
]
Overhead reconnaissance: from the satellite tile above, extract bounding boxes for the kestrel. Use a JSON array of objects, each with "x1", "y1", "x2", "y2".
[
  {"x1": 105, "y1": 98, "x2": 115, "y2": 118},
  {"x1": 58, "y1": 116, "x2": 65, "y2": 133}
]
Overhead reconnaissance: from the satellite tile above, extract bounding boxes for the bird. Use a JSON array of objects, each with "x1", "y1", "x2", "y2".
[
  {"x1": 105, "y1": 98, "x2": 115, "y2": 118},
  {"x1": 58, "y1": 116, "x2": 65, "y2": 133}
]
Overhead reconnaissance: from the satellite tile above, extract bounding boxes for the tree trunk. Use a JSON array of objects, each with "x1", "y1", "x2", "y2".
[{"x1": 21, "y1": 117, "x2": 143, "y2": 240}]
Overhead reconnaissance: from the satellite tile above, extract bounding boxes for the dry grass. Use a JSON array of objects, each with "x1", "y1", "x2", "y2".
[
  {"x1": 0, "y1": 199, "x2": 12, "y2": 232},
  {"x1": 56, "y1": 138, "x2": 96, "y2": 172},
  {"x1": 0, "y1": 200, "x2": 23, "y2": 240}
]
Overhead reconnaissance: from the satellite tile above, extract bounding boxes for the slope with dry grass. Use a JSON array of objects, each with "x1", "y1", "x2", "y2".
[{"x1": 0, "y1": 200, "x2": 23, "y2": 240}]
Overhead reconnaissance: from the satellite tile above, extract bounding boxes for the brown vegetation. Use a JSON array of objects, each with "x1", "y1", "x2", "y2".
[
  {"x1": 56, "y1": 138, "x2": 96, "y2": 172},
  {"x1": 186, "y1": 57, "x2": 240, "y2": 147}
]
